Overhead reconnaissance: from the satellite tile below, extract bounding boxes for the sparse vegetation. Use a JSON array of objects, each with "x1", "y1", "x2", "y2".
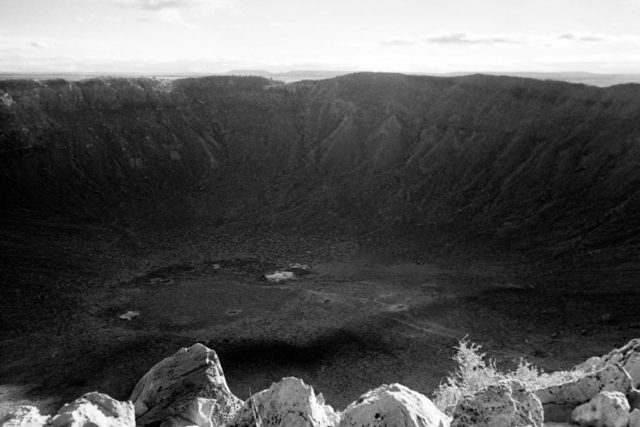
[{"x1": 433, "y1": 338, "x2": 585, "y2": 414}]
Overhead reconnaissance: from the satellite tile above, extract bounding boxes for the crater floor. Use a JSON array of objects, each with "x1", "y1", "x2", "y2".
[{"x1": 1, "y1": 221, "x2": 638, "y2": 416}]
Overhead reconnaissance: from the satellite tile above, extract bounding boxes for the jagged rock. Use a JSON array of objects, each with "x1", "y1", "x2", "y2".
[
  {"x1": 578, "y1": 356, "x2": 603, "y2": 372},
  {"x1": 228, "y1": 377, "x2": 338, "y2": 427},
  {"x1": 505, "y1": 380, "x2": 544, "y2": 427},
  {"x1": 576, "y1": 338, "x2": 640, "y2": 388},
  {"x1": 451, "y1": 383, "x2": 541, "y2": 427},
  {"x1": 155, "y1": 398, "x2": 225, "y2": 427},
  {"x1": 534, "y1": 363, "x2": 633, "y2": 406},
  {"x1": 571, "y1": 391, "x2": 630, "y2": 427},
  {"x1": 339, "y1": 383, "x2": 449, "y2": 427},
  {"x1": 129, "y1": 343, "x2": 242, "y2": 427},
  {"x1": 156, "y1": 398, "x2": 219, "y2": 427},
  {"x1": 48, "y1": 392, "x2": 134, "y2": 427},
  {"x1": 629, "y1": 409, "x2": 640, "y2": 427},
  {"x1": 0, "y1": 405, "x2": 50, "y2": 426}
]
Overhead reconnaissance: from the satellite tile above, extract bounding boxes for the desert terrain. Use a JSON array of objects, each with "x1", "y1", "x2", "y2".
[{"x1": 1, "y1": 73, "x2": 639, "y2": 416}]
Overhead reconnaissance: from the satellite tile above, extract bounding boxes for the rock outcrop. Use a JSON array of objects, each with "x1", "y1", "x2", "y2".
[
  {"x1": 534, "y1": 363, "x2": 633, "y2": 423},
  {"x1": 571, "y1": 391, "x2": 630, "y2": 427},
  {"x1": 228, "y1": 377, "x2": 338, "y2": 427},
  {"x1": 338, "y1": 383, "x2": 449, "y2": 427},
  {"x1": 576, "y1": 339, "x2": 640, "y2": 388},
  {"x1": 534, "y1": 363, "x2": 633, "y2": 406},
  {"x1": 505, "y1": 380, "x2": 544, "y2": 427},
  {"x1": 451, "y1": 383, "x2": 542, "y2": 427},
  {"x1": 129, "y1": 343, "x2": 242, "y2": 427},
  {"x1": 0, "y1": 405, "x2": 51, "y2": 426},
  {"x1": 48, "y1": 392, "x2": 135, "y2": 427},
  {"x1": 7, "y1": 340, "x2": 640, "y2": 427},
  {"x1": 0, "y1": 393, "x2": 134, "y2": 427}
]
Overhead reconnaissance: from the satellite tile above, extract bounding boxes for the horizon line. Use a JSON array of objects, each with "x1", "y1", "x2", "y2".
[{"x1": 2, "y1": 69, "x2": 640, "y2": 77}]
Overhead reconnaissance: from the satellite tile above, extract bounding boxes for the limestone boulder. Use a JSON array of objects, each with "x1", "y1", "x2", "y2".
[
  {"x1": 48, "y1": 392, "x2": 134, "y2": 427},
  {"x1": 0, "y1": 405, "x2": 50, "y2": 427},
  {"x1": 534, "y1": 363, "x2": 632, "y2": 406},
  {"x1": 629, "y1": 409, "x2": 640, "y2": 427},
  {"x1": 339, "y1": 383, "x2": 449, "y2": 427},
  {"x1": 156, "y1": 398, "x2": 224, "y2": 427},
  {"x1": 578, "y1": 356, "x2": 603, "y2": 373},
  {"x1": 576, "y1": 339, "x2": 640, "y2": 388},
  {"x1": 129, "y1": 343, "x2": 242, "y2": 427},
  {"x1": 451, "y1": 383, "x2": 541, "y2": 427},
  {"x1": 505, "y1": 380, "x2": 543, "y2": 427},
  {"x1": 571, "y1": 391, "x2": 630, "y2": 427},
  {"x1": 228, "y1": 377, "x2": 338, "y2": 427}
]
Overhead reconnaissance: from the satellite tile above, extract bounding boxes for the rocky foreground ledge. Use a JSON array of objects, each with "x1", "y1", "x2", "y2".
[{"x1": 5, "y1": 340, "x2": 640, "y2": 427}]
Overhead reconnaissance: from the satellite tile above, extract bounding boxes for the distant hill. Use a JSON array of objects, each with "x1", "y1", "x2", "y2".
[
  {"x1": 221, "y1": 70, "x2": 349, "y2": 83},
  {"x1": 3, "y1": 70, "x2": 640, "y2": 86},
  {"x1": 1, "y1": 72, "x2": 639, "y2": 259},
  {"x1": 442, "y1": 71, "x2": 640, "y2": 87},
  {"x1": 221, "y1": 70, "x2": 640, "y2": 86}
]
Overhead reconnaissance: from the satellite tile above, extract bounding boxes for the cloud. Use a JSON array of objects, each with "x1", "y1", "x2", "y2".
[
  {"x1": 425, "y1": 33, "x2": 522, "y2": 44},
  {"x1": 112, "y1": 0, "x2": 235, "y2": 11},
  {"x1": 380, "y1": 37, "x2": 418, "y2": 46},
  {"x1": 381, "y1": 32, "x2": 637, "y2": 48},
  {"x1": 30, "y1": 41, "x2": 51, "y2": 49},
  {"x1": 114, "y1": 0, "x2": 195, "y2": 10},
  {"x1": 116, "y1": 0, "x2": 238, "y2": 27},
  {"x1": 557, "y1": 33, "x2": 608, "y2": 42},
  {"x1": 138, "y1": 8, "x2": 194, "y2": 26},
  {"x1": 380, "y1": 32, "x2": 523, "y2": 47}
]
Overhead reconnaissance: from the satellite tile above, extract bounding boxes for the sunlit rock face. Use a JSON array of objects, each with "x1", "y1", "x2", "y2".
[
  {"x1": 571, "y1": 391, "x2": 630, "y2": 427},
  {"x1": 577, "y1": 338, "x2": 640, "y2": 389},
  {"x1": 2, "y1": 73, "x2": 640, "y2": 255},
  {"x1": 534, "y1": 363, "x2": 633, "y2": 407},
  {"x1": 1, "y1": 393, "x2": 135, "y2": 427},
  {"x1": 339, "y1": 383, "x2": 450, "y2": 427},
  {"x1": 5, "y1": 341, "x2": 640, "y2": 427},
  {"x1": 228, "y1": 377, "x2": 339, "y2": 427},
  {"x1": 48, "y1": 392, "x2": 135, "y2": 427},
  {"x1": 129, "y1": 343, "x2": 242, "y2": 427},
  {"x1": 451, "y1": 383, "x2": 541, "y2": 427},
  {"x1": 0, "y1": 405, "x2": 51, "y2": 426}
]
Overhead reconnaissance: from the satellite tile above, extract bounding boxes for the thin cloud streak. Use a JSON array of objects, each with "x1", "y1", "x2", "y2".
[
  {"x1": 111, "y1": 0, "x2": 236, "y2": 12},
  {"x1": 30, "y1": 41, "x2": 51, "y2": 49},
  {"x1": 380, "y1": 38, "x2": 417, "y2": 46},
  {"x1": 558, "y1": 33, "x2": 607, "y2": 42},
  {"x1": 137, "y1": 8, "x2": 195, "y2": 27},
  {"x1": 381, "y1": 32, "x2": 638, "y2": 47},
  {"x1": 113, "y1": 0, "x2": 201, "y2": 10},
  {"x1": 426, "y1": 33, "x2": 521, "y2": 44}
]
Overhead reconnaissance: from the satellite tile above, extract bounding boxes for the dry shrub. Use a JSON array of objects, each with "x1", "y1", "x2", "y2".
[{"x1": 434, "y1": 338, "x2": 584, "y2": 414}]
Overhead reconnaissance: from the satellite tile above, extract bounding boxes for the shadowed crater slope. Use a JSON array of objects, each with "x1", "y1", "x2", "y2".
[{"x1": 2, "y1": 73, "x2": 640, "y2": 258}]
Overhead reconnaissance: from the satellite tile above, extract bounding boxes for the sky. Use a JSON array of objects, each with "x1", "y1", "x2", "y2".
[{"x1": 1, "y1": 0, "x2": 640, "y2": 74}]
